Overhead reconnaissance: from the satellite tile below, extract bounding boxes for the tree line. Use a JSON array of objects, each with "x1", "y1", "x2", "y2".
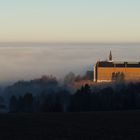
[{"x1": 8, "y1": 82, "x2": 140, "y2": 113}]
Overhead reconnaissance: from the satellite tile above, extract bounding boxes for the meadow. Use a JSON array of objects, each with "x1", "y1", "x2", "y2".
[{"x1": 0, "y1": 111, "x2": 139, "y2": 140}]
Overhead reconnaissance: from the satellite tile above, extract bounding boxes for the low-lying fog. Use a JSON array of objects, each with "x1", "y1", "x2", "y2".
[{"x1": 0, "y1": 43, "x2": 139, "y2": 85}]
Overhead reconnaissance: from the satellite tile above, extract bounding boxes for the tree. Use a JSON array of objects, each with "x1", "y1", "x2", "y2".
[
  {"x1": 72, "y1": 84, "x2": 92, "y2": 112},
  {"x1": 64, "y1": 72, "x2": 75, "y2": 85},
  {"x1": 9, "y1": 95, "x2": 18, "y2": 113},
  {"x1": 83, "y1": 71, "x2": 93, "y2": 80},
  {"x1": 23, "y1": 93, "x2": 34, "y2": 112},
  {"x1": 18, "y1": 96, "x2": 24, "y2": 112},
  {"x1": 0, "y1": 96, "x2": 6, "y2": 110},
  {"x1": 112, "y1": 72, "x2": 125, "y2": 82}
]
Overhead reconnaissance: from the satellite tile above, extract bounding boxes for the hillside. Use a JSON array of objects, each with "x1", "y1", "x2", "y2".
[{"x1": 0, "y1": 111, "x2": 139, "y2": 140}]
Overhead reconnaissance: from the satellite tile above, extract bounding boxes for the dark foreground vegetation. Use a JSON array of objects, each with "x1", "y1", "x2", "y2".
[
  {"x1": 7, "y1": 81, "x2": 140, "y2": 113},
  {"x1": 0, "y1": 75, "x2": 139, "y2": 139},
  {"x1": 0, "y1": 74, "x2": 139, "y2": 113},
  {"x1": 0, "y1": 111, "x2": 140, "y2": 140}
]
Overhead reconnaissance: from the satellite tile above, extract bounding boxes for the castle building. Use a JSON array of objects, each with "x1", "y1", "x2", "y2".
[{"x1": 94, "y1": 51, "x2": 140, "y2": 82}]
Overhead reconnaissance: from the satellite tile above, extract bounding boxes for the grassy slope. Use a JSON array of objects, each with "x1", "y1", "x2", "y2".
[{"x1": 0, "y1": 111, "x2": 140, "y2": 140}]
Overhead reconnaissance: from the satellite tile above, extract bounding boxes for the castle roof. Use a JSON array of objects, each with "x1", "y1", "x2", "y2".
[{"x1": 97, "y1": 61, "x2": 140, "y2": 68}]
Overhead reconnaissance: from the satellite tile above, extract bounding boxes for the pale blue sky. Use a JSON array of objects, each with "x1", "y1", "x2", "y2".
[{"x1": 0, "y1": 0, "x2": 140, "y2": 43}]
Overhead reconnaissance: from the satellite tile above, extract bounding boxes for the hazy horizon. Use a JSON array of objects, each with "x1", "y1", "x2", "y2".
[{"x1": 0, "y1": 43, "x2": 139, "y2": 86}]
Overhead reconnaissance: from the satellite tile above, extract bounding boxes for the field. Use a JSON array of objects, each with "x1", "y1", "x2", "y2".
[{"x1": 0, "y1": 111, "x2": 140, "y2": 140}]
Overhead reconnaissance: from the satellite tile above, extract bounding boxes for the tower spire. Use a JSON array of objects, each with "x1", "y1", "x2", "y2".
[{"x1": 109, "y1": 50, "x2": 112, "y2": 61}]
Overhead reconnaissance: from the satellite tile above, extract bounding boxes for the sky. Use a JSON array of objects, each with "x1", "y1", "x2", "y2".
[{"x1": 0, "y1": 0, "x2": 140, "y2": 43}]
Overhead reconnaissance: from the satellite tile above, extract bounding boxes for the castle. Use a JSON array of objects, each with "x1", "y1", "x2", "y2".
[{"x1": 94, "y1": 51, "x2": 140, "y2": 82}]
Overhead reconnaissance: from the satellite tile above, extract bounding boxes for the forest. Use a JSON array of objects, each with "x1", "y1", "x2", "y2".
[{"x1": 0, "y1": 72, "x2": 139, "y2": 113}]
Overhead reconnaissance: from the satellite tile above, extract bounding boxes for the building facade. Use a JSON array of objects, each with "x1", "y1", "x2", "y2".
[{"x1": 94, "y1": 51, "x2": 140, "y2": 82}]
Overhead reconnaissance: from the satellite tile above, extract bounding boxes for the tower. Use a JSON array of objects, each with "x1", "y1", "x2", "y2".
[{"x1": 109, "y1": 50, "x2": 112, "y2": 62}]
